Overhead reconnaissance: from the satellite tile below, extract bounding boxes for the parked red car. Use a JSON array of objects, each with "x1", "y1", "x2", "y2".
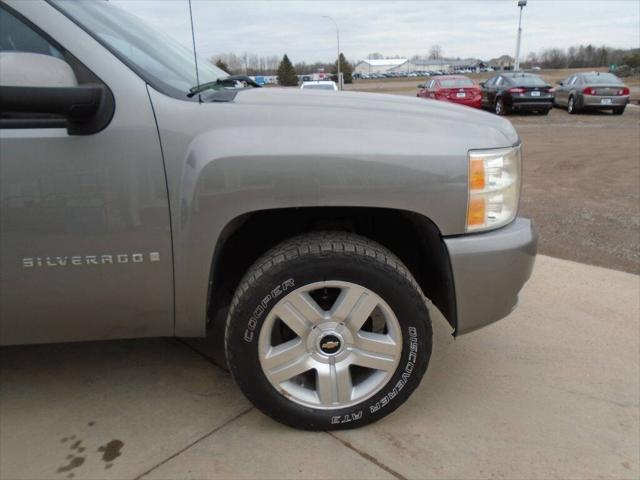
[{"x1": 417, "y1": 75, "x2": 482, "y2": 109}]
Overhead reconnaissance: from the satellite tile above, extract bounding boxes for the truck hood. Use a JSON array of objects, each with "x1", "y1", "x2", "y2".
[{"x1": 232, "y1": 87, "x2": 520, "y2": 148}]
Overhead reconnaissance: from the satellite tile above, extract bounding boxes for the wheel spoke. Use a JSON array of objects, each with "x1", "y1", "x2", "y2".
[
  {"x1": 331, "y1": 286, "x2": 378, "y2": 332},
  {"x1": 266, "y1": 350, "x2": 312, "y2": 384},
  {"x1": 354, "y1": 331, "x2": 398, "y2": 357},
  {"x1": 273, "y1": 292, "x2": 325, "y2": 338},
  {"x1": 350, "y1": 348, "x2": 396, "y2": 372},
  {"x1": 316, "y1": 363, "x2": 335, "y2": 405},
  {"x1": 335, "y1": 362, "x2": 353, "y2": 403},
  {"x1": 315, "y1": 362, "x2": 353, "y2": 405},
  {"x1": 262, "y1": 338, "x2": 307, "y2": 371}
]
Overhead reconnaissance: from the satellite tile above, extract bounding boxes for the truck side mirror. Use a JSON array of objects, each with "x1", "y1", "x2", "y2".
[{"x1": 0, "y1": 52, "x2": 114, "y2": 135}]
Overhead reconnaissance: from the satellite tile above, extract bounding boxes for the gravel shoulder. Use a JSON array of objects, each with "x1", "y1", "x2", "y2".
[
  {"x1": 349, "y1": 80, "x2": 640, "y2": 274},
  {"x1": 513, "y1": 107, "x2": 640, "y2": 274}
]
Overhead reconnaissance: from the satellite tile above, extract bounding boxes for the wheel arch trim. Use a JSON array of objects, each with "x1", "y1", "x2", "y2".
[{"x1": 175, "y1": 206, "x2": 458, "y2": 337}]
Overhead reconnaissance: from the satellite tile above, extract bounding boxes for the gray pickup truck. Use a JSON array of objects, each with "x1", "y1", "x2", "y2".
[{"x1": 0, "y1": 0, "x2": 536, "y2": 430}]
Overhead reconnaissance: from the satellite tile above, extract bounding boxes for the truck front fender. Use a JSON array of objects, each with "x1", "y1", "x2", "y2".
[{"x1": 147, "y1": 88, "x2": 468, "y2": 336}]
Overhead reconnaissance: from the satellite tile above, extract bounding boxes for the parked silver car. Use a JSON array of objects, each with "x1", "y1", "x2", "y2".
[
  {"x1": 554, "y1": 72, "x2": 630, "y2": 115},
  {"x1": 0, "y1": 0, "x2": 536, "y2": 430}
]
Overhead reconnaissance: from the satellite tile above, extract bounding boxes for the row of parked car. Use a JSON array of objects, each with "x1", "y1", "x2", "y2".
[
  {"x1": 417, "y1": 72, "x2": 631, "y2": 116},
  {"x1": 355, "y1": 67, "x2": 496, "y2": 80},
  {"x1": 357, "y1": 71, "x2": 438, "y2": 80}
]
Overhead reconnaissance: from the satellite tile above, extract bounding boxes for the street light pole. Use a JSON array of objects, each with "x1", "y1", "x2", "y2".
[
  {"x1": 322, "y1": 16, "x2": 341, "y2": 90},
  {"x1": 514, "y1": 0, "x2": 527, "y2": 71}
]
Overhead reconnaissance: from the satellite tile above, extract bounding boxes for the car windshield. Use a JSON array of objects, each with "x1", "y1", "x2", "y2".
[
  {"x1": 582, "y1": 73, "x2": 622, "y2": 85},
  {"x1": 439, "y1": 79, "x2": 474, "y2": 88},
  {"x1": 50, "y1": 0, "x2": 227, "y2": 99},
  {"x1": 510, "y1": 75, "x2": 546, "y2": 87},
  {"x1": 303, "y1": 84, "x2": 335, "y2": 90}
]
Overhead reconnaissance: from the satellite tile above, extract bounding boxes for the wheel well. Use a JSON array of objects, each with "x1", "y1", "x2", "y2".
[{"x1": 208, "y1": 207, "x2": 457, "y2": 332}]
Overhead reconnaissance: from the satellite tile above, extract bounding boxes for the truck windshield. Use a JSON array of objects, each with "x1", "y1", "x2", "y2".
[{"x1": 49, "y1": 0, "x2": 228, "y2": 99}]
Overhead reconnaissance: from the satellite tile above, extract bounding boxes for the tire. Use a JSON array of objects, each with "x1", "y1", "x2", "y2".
[
  {"x1": 495, "y1": 97, "x2": 506, "y2": 115},
  {"x1": 225, "y1": 231, "x2": 432, "y2": 430},
  {"x1": 567, "y1": 95, "x2": 577, "y2": 114},
  {"x1": 612, "y1": 107, "x2": 625, "y2": 115}
]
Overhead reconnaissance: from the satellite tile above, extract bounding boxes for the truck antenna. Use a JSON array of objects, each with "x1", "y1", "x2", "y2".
[{"x1": 188, "y1": 0, "x2": 202, "y2": 103}]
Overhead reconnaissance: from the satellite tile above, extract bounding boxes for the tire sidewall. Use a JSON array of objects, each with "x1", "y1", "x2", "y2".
[{"x1": 226, "y1": 253, "x2": 432, "y2": 430}]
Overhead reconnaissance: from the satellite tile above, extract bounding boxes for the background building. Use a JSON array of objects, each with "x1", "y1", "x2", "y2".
[
  {"x1": 356, "y1": 58, "x2": 488, "y2": 75},
  {"x1": 354, "y1": 58, "x2": 408, "y2": 75},
  {"x1": 488, "y1": 55, "x2": 515, "y2": 71}
]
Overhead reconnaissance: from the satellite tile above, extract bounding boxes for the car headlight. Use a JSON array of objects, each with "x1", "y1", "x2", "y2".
[{"x1": 466, "y1": 145, "x2": 521, "y2": 232}]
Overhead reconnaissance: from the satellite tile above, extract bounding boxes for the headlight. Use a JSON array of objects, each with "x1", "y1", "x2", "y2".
[{"x1": 466, "y1": 145, "x2": 521, "y2": 232}]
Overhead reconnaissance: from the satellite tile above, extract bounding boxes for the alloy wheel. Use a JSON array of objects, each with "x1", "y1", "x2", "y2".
[{"x1": 258, "y1": 281, "x2": 402, "y2": 410}]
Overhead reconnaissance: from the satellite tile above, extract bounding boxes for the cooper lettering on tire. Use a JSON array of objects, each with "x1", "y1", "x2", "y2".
[{"x1": 224, "y1": 231, "x2": 432, "y2": 430}]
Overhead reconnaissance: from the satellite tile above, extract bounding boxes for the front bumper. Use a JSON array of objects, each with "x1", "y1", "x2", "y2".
[{"x1": 444, "y1": 217, "x2": 537, "y2": 335}]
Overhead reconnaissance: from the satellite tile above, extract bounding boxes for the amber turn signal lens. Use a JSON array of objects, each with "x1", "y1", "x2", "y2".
[
  {"x1": 467, "y1": 197, "x2": 486, "y2": 226},
  {"x1": 469, "y1": 158, "x2": 485, "y2": 190}
]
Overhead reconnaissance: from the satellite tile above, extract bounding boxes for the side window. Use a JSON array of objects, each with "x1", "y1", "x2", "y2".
[
  {"x1": 485, "y1": 77, "x2": 496, "y2": 87},
  {"x1": 495, "y1": 76, "x2": 504, "y2": 87},
  {"x1": 568, "y1": 76, "x2": 577, "y2": 86},
  {"x1": 0, "y1": 7, "x2": 63, "y2": 58}
]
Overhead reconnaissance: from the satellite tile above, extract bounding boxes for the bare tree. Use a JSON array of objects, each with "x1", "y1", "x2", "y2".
[
  {"x1": 210, "y1": 53, "x2": 294, "y2": 76},
  {"x1": 428, "y1": 45, "x2": 442, "y2": 60},
  {"x1": 241, "y1": 52, "x2": 249, "y2": 74},
  {"x1": 521, "y1": 51, "x2": 539, "y2": 68},
  {"x1": 211, "y1": 53, "x2": 243, "y2": 73}
]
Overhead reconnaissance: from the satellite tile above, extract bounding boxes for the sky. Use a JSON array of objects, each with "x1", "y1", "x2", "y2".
[{"x1": 111, "y1": 0, "x2": 640, "y2": 63}]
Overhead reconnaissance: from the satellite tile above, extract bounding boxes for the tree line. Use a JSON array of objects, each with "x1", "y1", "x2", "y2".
[
  {"x1": 211, "y1": 52, "x2": 353, "y2": 77},
  {"x1": 522, "y1": 45, "x2": 639, "y2": 69},
  {"x1": 211, "y1": 44, "x2": 639, "y2": 85},
  {"x1": 211, "y1": 52, "x2": 281, "y2": 76},
  {"x1": 213, "y1": 53, "x2": 354, "y2": 86}
]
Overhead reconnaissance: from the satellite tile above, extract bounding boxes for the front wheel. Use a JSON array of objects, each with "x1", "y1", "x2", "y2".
[
  {"x1": 225, "y1": 232, "x2": 432, "y2": 430},
  {"x1": 495, "y1": 97, "x2": 507, "y2": 115},
  {"x1": 567, "y1": 96, "x2": 578, "y2": 114}
]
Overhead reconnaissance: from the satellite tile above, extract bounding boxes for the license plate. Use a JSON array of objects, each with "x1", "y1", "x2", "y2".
[
  {"x1": 531, "y1": 91, "x2": 540, "y2": 97},
  {"x1": 601, "y1": 98, "x2": 612, "y2": 105},
  {"x1": 456, "y1": 92, "x2": 466, "y2": 98}
]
